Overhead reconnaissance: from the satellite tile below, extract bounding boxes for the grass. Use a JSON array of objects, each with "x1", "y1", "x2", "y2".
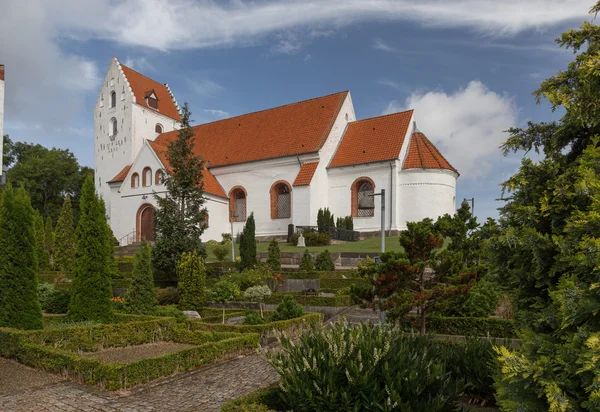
[{"x1": 206, "y1": 235, "x2": 407, "y2": 260}]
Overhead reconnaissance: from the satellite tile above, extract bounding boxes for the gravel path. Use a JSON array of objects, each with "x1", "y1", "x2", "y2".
[{"x1": 80, "y1": 342, "x2": 197, "y2": 363}]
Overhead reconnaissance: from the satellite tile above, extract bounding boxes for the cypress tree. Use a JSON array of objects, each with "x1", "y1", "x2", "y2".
[
  {"x1": 239, "y1": 212, "x2": 257, "y2": 270},
  {"x1": 315, "y1": 249, "x2": 335, "y2": 271},
  {"x1": 33, "y1": 210, "x2": 49, "y2": 269},
  {"x1": 0, "y1": 185, "x2": 43, "y2": 329},
  {"x1": 299, "y1": 249, "x2": 315, "y2": 272},
  {"x1": 177, "y1": 251, "x2": 207, "y2": 311},
  {"x1": 124, "y1": 241, "x2": 158, "y2": 314},
  {"x1": 54, "y1": 195, "x2": 76, "y2": 272},
  {"x1": 44, "y1": 216, "x2": 54, "y2": 260},
  {"x1": 317, "y1": 208, "x2": 324, "y2": 230},
  {"x1": 67, "y1": 176, "x2": 114, "y2": 323},
  {"x1": 267, "y1": 238, "x2": 281, "y2": 271}
]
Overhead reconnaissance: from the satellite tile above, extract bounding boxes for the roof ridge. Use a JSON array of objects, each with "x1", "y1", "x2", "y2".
[
  {"x1": 120, "y1": 63, "x2": 167, "y2": 88},
  {"x1": 350, "y1": 109, "x2": 414, "y2": 124}
]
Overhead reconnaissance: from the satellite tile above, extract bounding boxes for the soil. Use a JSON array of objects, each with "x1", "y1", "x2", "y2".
[
  {"x1": 0, "y1": 358, "x2": 62, "y2": 395},
  {"x1": 80, "y1": 342, "x2": 197, "y2": 363}
]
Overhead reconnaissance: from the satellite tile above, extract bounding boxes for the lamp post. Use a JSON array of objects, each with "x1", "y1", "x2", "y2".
[
  {"x1": 230, "y1": 212, "x2": 238, "y2": 262},
  {"x1": 358, "y1": 189, "x2": 385, "y2": 253}
]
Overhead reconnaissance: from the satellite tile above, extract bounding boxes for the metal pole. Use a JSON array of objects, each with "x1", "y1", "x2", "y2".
[
  {"x1": 230, "y1": 220, "x2": 235, "y2": 262},
  {"x1": 381, "y1": 189, "x2": 385, "y2": 254}
]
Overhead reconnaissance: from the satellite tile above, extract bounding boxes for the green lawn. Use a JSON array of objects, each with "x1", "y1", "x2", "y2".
[{"x1": 206, "y1": 235, "x2": 405, "y2": 260}]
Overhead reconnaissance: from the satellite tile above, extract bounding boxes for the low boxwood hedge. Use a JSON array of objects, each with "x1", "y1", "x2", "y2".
[
  {"x1": 265, "y1": 293, "x2": 353, "y2": 307},
  {"x1": 284, "y1": 271, "x2": 359, "y2": 280},
  {"x1": 188, "y1": 313, "x2": 323, "y2": 336},
  {"x1": 319, "y1": 278, "x2": 369, "y2": 289},
  {"x1": 398, "y1": 315, "x2": 517, "y2": 338}
]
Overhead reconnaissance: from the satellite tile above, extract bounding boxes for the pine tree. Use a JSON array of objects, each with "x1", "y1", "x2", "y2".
[
  {"x1": 0, "y1": 185, "x2": 43, "y2": 329},
  {"x1": 67, "y1": 176, "x2": 113, "y2": 323},
  {"x1": 53, "y1": 195, "x2": 76, "y2": 272},
  {"x1": 44, "y1": 216, "x2": 53, "y2": 263},
  {"x1": 153, "y1": 103, "x2": 207, "y2": 282},
  {"x1": 315, "y1": 249, "x2": 335, "y2": 271},
  {"x1": 177, "y1": 251, "x2": 207, "y2": 311},
  {"x1": 267, "y1": 238, "x2": 281, "y2": 271},
  {"x1": 239, "y1": 212, "x2": 257, "y2": 271},
  {"x1": 299, "y1": 249, "x2": 315, "y2": 272},
  {"x1": 33, "y1": 210, "x2": 49, "y2": 269},
  {"x1": 317, "y1": 209, "x2": 324, "y2": 230},
  {"x1": 124, "y1": 241, "x2": 158, "y2": 314}
]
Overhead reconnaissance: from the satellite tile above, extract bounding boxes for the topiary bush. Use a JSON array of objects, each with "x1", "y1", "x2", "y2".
[
  {"x1": 243, "y1": 285, "x2": 272, "y2": 317},
  {"x1": 124, "y1": 241, "x2": 158, "y2": 315},
  {"x1": 299, "y1": 249, "x2": 314, "y2": 272},
  {"x1": 314, "y1": 249, "x2": 335, "y2": 271},
  {"x1": 243, "y1": 312, "x2": 267, "y2": 325},
  {"x1": 270, "y1": 295, "x2": 304, "y2": 321},
  {"x1": 177, "y1": 251, "x2": 207, "y2": 311},
  {"x1": 212, "y1": 244, "x2": 229, "y2": 262},
  {"x1": 266, "y1": 238, "x2": 281, "y2": 271}
]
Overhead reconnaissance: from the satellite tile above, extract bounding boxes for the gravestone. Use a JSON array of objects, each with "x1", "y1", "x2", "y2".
[
  {"x1": 297, "y1": 233, "x2": 306, "y2": 247},
  {"x1": 182, "y1": 310, "x2": 201, "y2": 319}
]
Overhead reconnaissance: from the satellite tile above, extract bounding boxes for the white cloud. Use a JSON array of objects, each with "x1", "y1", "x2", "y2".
[
  {"x1": 377, "y1": 78, "x2": 402, "y2": 90},
  {"x1": 385, "y1": 81, "x2": 517, "y2": 179},
  {"x1": 122, "y1": 56, "x2": 155, "y2": 72},
  {"x1": 186, "y1": 78, "x2": 223, "y2": 97},
  {"x1": 203, "y1": 109, "x2": 230, "y2": 118},
  {"x1": 372, "y1": 38, "x2": 395, "y2": 52}
]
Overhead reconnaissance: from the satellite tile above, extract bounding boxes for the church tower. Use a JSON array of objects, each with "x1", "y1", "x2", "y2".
[{"x1": 93, "y1": 58, "x2": 181, "y2": 221}]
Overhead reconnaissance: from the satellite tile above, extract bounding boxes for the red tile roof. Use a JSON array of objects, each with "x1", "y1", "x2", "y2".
[
  {"x1": 329, "y1": 110, "x2": 413, "y2": 168},
  {"x1": 120, "y1": 64, "x2": 181, "y2": 122},
  {"x1": 403, "y1": 132, "x2": 458, "y2": 174},
  {"x1": 293, "y1": 162, "x2": 319, "y2": 186},
  {"x1": 108, "y1": 165, "x2": 132, "y2": 183},
  {"x1": 155, "y1": 91, "x2": 348, "y2": 168},
  {"x1": 148, "y1": 140, "x2": 227, "y2": 198}
]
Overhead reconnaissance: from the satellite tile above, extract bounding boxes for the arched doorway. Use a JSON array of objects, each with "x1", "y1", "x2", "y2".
[{"x1": 137, "y1": 204, "x2": 155, "y2": 242}]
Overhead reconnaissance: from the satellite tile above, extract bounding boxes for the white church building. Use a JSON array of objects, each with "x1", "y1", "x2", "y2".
[{"x1": 94, "y1": 58, "x2": 458, "y2": 244}]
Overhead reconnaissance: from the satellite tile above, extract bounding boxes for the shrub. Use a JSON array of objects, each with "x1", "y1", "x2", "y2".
[
  {"x1": 110, "y1": 296, "x2": 125, "y2": 311},
  {"x1": 44, "y1": 289, "x2": 71, "y2": 314},
  {"x1": 314, "y1": 249, "x2": 335, "y2": 271},
  {"x1": 156, "y1": 287, "x2": 180, "y2": 306},
  {"x1": 225, "y1": 266, "x2": 272, "y2": 291},
  {"x1": 266, "y1": 238, "x2": 281, "y2": 271},
  {"x1": 397, "y1": 315, "x2": 517, "y2": 338},
  {"x1": 177, "y1": 251, "x2": 207, "y2": 311},
  {"x1": 221, "y1": 233, "x2": 232, "y2": 245},
  {"x1": 336, "y1": 216, "x2": 354, "y2": 230},
  {"x1": 38, "y1": 283, "x2": 56, "y2": 310},
  {"x1": 212, "y1": 244, "x2": 229, "y2": 262},
  {"x1": 270, "y1": 295, "x2": 304, "y2": 321},
  {"x1": 267, "y1": 322, "x2": 463, "y2": 411},
  {"x1": 151, "y1": 305, "x2": 186, "y2": 322},
  {"x1": 124, "y1": 241, "x2": 158, "y2": 314},
  {"x1": 53, "y1": 195, "x2": 76, "y2": 273},
  {"x1": 290, "y1": 229, "x2": 331, "y2": 247},
  {"x1": 206, "y1": 239, "x2": 220, "y2": 246},
  {"x1": 243, "y1": 312, "x2": 267, "y2": 325},
  {"x1": 243, "y1": 285, "x2": 272, "y2": 317},
  {"x1": 298, "y1": 249, "x2": 314, "y2": 272},
  {"x1": 213, "y1": 280, "x2": 240, "y2": 323},
  {"x1": 239, "y1": 213, "x2": 257, "y2": 270}
]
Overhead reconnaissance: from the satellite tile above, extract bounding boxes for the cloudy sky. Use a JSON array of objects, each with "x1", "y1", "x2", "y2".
[{"x1": 0, "y1": 0, "x2": 595, "y2": 221}]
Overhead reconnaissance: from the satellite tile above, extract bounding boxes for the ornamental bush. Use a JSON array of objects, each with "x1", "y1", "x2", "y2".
[
  {"x1": 212, "y1": 244, "x2": 229, "y2": 262},
  {"x1": 239, "y1": 213, "x2": 257, "y2": 270},
  {"x1": 270, "y1": 295, "x2": 304, "y2": 321},
  {"x1": 177, "y1": 251, "x2": 207, "y2": 311},
  {"x1": 212, "y1": 280, "x2": 240, "y2": 323},
  {"x1": 34, "y1": 210, "x2": 50, "y2": 269},
  {"x1": 155, "y1": 287, "x2": 180, "y2": 305},
  {"x1": 0, "y1": 185, "x2": 43, "y2": 330},
  {"x1": 243, "y1": 285, "x2": 272, "y2": 317},
  {"x1": 299, "y1": 249, "x2": 314, "y2": 272},
  {"x1": 53, "y1": 194, "x2": 76, "y2": 273},
  {"x1": 266, "y1": 238, "x2": 281, "y2": 271},
  {"x1": 124, "y1": 241, "x2": 158, "y2": 314},
  {"x1": 314, "y1": 249, "x2": 335, "y2": 271}
]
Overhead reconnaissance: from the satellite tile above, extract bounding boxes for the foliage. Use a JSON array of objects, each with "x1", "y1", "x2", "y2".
[
  {"x1": 239, "y1": 213, "x2": 257, "y2": 270},
  {"x1": 2, "y1": 138, "x2": 91, "y2": 222},
  {"x1": 67, "y1": 176, "x2": 114, "y2": 323},
  {"x1": 490, "y1": 7, "x2": 600, "y2": 410},
  {"x1": 44, "y1": 290, "x2": 72, "y2": 314},
  {"x1": 319, "y1": 278, "x2": 369, "y2": 290},
  {"x1": 212, "y1": 280, "x2": 240, "y2": 323},
  {"x1": 177, "y1": 251, "x2": 207, "y2": 311},
  {"x1": 266, "y1": 238, "x2": 281, "y2": 271},
  {"x1": 44, "y1": 216, "x2": 53, "y2": 255},
  {"x1": 317, "y1": 207, "x2": 335, "y2": 230},
  {"x1": 299, "y1": 249, "x2": 314, "y2": 272},
  {"x1": 0, "y1": 185, "x2": 43, "y2": 329},
  {"x1": 224, "y1": 266, "x2": 273, "y2": 290},
  {"x1": 153, "y1": 103, "x2": 207, "y2": 283},
  {"x1": 267, "y1": 322, "x2": 463, "y2": 412},
  {"x1": 243, "y1": 311, "x2": 267, "y2": 325},
  {"x1": 270, "y1": 295, "x2": 304, "y2": 321},
  {"x1": 397, "y1": 315, "x2": 517, "y2": 338},
  {"x1": 243, "y1": 285, "x2": 272, "y2": 317},
  {"x1": 124, "y1": 241, "x2": 158, "y2": 314},
  {"x1": 150, "y1": 305, "x2": 186, "y2": 322},
  {"x1": 53, "y1": 195, "x2": 76, "y2": 273},
  {"x1": 265, "y1": 293, "x2": 353, "y2": 307},
  {"x1": 221, "y1": 385, "x2": 283, "y2": 412},
  {"x1": 155, "y1": 287, "x2": 180, "y2": 305},
  {"x1": 314, "y1": 249, "x2": 335, "y2": 271},
  {"x1": 33, "y1": 210, "x2": 50, "y2": 269},
  {"x1": 434, "y1": 277, "x2": 500, "y2": 318},
  {"x1": 38, "y1": 283, "x2": 56, "y2": 310},
  {"x1": 221, "y1": 232, "x2": 232, "y2": 245},
  {"x1": 290, "y1": 229, "x2": 331, "y2": 246},
  {"x1": 336, "y1": 216, "x2": 354, "y2": 230},
  {"x1": 212, "y1": 244, "x2": 229, "y2": 262}
]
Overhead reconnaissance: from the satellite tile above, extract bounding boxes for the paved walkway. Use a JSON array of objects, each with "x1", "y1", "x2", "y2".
[{"x1": 0, "y1": 354, "x2": 279, "y2": 412}]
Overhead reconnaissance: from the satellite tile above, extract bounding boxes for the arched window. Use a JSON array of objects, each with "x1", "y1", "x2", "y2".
[
  {"x1": 351, "y1": 177, "x2": 375, "y2": 217},
  {"x1": 110, "y1": 91, "x2": 116, "y2": 108},
  {"x1": 270, "y1": 181, "x2": 291, "y2": 219},
  {"x1": 110, "y1": 117, "x2": 117, "y2": 139},
  {"x1": 131, "y1": 173, "x2": 140, "y2": 188},
  {"x1": 229, "y1": 186, "x2": 247, "y2": 222},
  {"x1": 155, "y1": 124, "x2": 163, "y2": 134},
  {"x1": 155, "y1": 169, "x2": 164, "y2": 185},
  {"x1": 142, "y1": 167, "x2": 152, "y2": 187}
]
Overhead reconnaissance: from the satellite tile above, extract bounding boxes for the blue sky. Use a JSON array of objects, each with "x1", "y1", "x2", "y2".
[{"x1": 1, "y1": 0, "x2": 595, "y2": 222}]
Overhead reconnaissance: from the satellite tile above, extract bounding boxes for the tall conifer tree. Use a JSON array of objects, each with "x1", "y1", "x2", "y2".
[
  {"x1": 124, "y1": 241, "x2": 158, "y2": 314},
  {"x1": 153, "y1": 103, "x2": 207, "y2": 282},
  {"x1": 239, "y1": 213, "x2": 257, "y2": 270},
  {"x1": 0, "y1": 185, "x2": 43, "y2": 329},
  {"x1": 33, "y1": 210, "x2": 49, "y2": 269},
  {"x1": 44, "y1": 216, "x2": 54, "y2": 259},
  {"x1": 54, "y1": 195, "x2": 76, "y2": 272},
  {"x1": 67, "y1": 176, "x2": 114, "y2": 323}
]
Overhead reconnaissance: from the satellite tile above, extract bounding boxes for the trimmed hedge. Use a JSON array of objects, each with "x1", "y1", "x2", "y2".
[
  {"x1": 264, "y1": 293, "x2": 353, "y2": 307},
  {"x1": 319, "y1": 278, "x2": 369, "y2": 289},
  {"x1": 398, "y1": 316, "x2": 518, "y2": 338},
  {"x1": 221, "y1": 385, "x2": 282, "y2": 412},
  {"x1": 188, "y1": 313, "x2": 323, "y2": 337},
  {"x1": 284, "y1": 270, "x2": 359, "y2": 280}
]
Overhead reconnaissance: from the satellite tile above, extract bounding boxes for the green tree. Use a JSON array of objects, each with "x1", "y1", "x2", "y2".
[
  {"x1": 67, "y1": 176, "x2": 113, "y2": 323},
  {"x1": 44, "y1": 216, "x2": 54, "y2": 260},
  {"x1": 0, "y1": 185, "x2": 43, "y2": 329},
  {"x1": 299, "y1": 249, "x2": 314, "y2": 272},
  {"x1": 315, "y1": 249, "x2": 335, "y2": 271},
  {"x1": 239, "y1": 212, "x2": 257, "y2": 271},
  {"x1": 266, "y1": 238, "x2": 281, "y2": 271},
  {"x1": 33, "y1": 210, "x2": 49, "y2": 269},
  {"x1": 492, "y1": 6, "x2": 600, "y2": 409},
  {"x1": 124, "y1": 241, "x2": 158, "y2": 314},
  {"x1": 153, "y1": 103, "x2": 207, "y2": 282},
  {"x1": 177, "y1": 251, "x2": 207, "y2": 311},
  {"x1": 53, "y1": 195, "x2": 76, "y2": 272},
  {"x1": 242, "y1": 285, "x2": 272, "y2": 317},
  {"x1": 212, "y1": 280, "x2": 240, "y2": 324}
]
